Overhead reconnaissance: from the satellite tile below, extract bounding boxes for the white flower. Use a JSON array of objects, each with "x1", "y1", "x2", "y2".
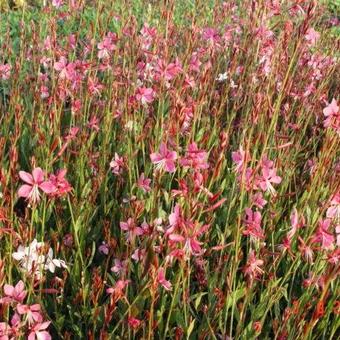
[
  {"x1": 12, "y1": 239, "x2": 67, "y2": 278},
  {"x1": 216, "y1": 72, "x2": 228, "y2": 82}
]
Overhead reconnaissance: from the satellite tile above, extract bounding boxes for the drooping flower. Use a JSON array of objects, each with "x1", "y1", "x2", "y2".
[
  {"x1": 18, "y1": 168, "x2": 56, "y2": 204},
  {"x1": 150, "y1": 143, "x2": 177, "y2": 173}
]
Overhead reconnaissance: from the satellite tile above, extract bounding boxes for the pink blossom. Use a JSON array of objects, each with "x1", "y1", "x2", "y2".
[
  {"x1": 120, "y1": 218, "x2": 144, "y2": 241},
  {"x1": 243, "y1": 208, "x2": 265, "y2": 240},
  {"x1": 135, "y1": 87, "x2": 155, "y2": 105},
  {"x1": 232, "y1": 146, "x2": 249, "y2": 173},
  {"x1": 157, "y1": 268, "x2": 172, "y2": 291},
  {"x1": 305, "y1": 28, "x2": 320, "y2": 46},
  {"x1": 251, "y1": 192, "x2": 267, "y2": 209},
  {"x1": 256, "y1": 166, "x2": 281, "y2": 195},
  {"x1": 137, "y1": 173, "x2": 151, "y2": 192},
  {"x1": 323, "y1": 99, "x2": 339, "y2": 133},
  {"x1": 180, "y1": 142, "x2": 209, "y2": 170},
  {"x1": 106, "y1": 280, "x2": 130, "y2": 296},
  {"x1": 327, "y1": 193, "x2": 340, "y2": 220},
  {"x1": 52, "y1": 0, "x2": 63, "y2": 8},
  {"x1": 48, "y1": 169, "x2": 72, "y2": 197},
  {"x1": 128, "y1": 317, "x2": 141, "y2": 330},
  {"x1": 17, "y1": 304, "x2": 42, "y2": 324},
  {"x1": 312, "y1": 219, "x2": 335, "y2": 250},
  {"x1": 111, "y1": 258, "x2": 127, "y2": 274},
  {"x1": 110, "y1": 153, "x2": 124, "y2": 175},
  {"x1": 28, "y1": 321, "x2": 51, "y2": 340},
  {"x1": 0, "y1": 63, "x2": 11, "y2": 80},
  {"x1": 0, "y1": 280, "x2": 26, "y2": 304},
  {"x1": 18, "y1": 168, "x2": 56, "y2": 204},
  {"x1": 97, "y1": 32, "x2": 117, "y2": 59},
  {"x1": 98, "y1": 242, "x2": 110, "y2": 255},
  {"x1": 150, "y1": 143, "x2": 177, "y2": 173},
  {"x1": 243, "y1": 250, "x2": 264, "y2": 282}
]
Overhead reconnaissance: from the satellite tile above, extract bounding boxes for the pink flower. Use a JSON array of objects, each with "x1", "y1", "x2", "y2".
[
  {"x1": 232, "y1": 146, "x2": 249, "y2": 173},
  {"x1": 327, "y1": 193, "x2": 340, "y2": 220},
  {"x1": 135, "y1": 87, "x2": 155, "y2": 105},
  {"x1": 243, "y1": 250, "x2": 264, "y2": 282},
  {"x1": 0, "y1": 63, "x2": 11, "y2": 80},
  {"x1": 54, "y1": 57, "x2": 69, "y2": 79},
  {"x1": 106, "y1": 280, "x2": 130, "y2": 297},
  {"x1": 243, "y1": 208, "x2": 265, "y2": 240},
  {"x1": 52, "y1": 0, "x2": 63, "y2": 8},
  {"x1": 120, "y1": 218, "x2": 144, "y2": 241},
  {"x1": 28, "y1": 321, "x2": 51, "y2": 340},
  {"x1": 48, "y1": 169, "x2": 72, "y2": 197},
  {"x1": 305, "y1": 28, "x2": 320, "y2": 46},
  {"x1": 111, "y1": 258, "x2": 127, "y2": 274},
  {"x1": 256, "y1": 166, "x2": 281, "y2": 195},
  {"x1": 137, "y1": 173, "x2": 151, "y2": 192},
  {"x1": 157, "y1": 268, "x2": 172, "y2": 291},
  {"x1": 251, "y1": 192, "x2": 267, "y2": 209},
  {"x1": 17, "y1": 304, "x2": 42, "y2": 324},
  {"x1": 18, "y1": 168, "x2": 56, "y2": 204},
  {"x1": 98, "y1": 242, "x2": 110, "y2": 255},
  {"x1": 180, "y1": 142, "x2": 209, "y2": 170},
  {"x1": 97, "y1": 32, "x2": 117, "y2": 59},
  {"x1": 110, "y1": 153, "x2": 124, "y2": 175},
  {"x1": 312, "y1": 219, "x2": 335, "y2": 250},
  {"x1": 323, "y1": 99, "x2": 339, "y2": 133},
  {"x1": 150, "y1": 143, "x2": 177, "y2": 173},
  {"x1": 0, "y1": 280, "x2": 26, "y2": 304}
]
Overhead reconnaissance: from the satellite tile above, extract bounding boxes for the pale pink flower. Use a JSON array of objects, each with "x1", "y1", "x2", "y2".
[
  {"x1": 327, "y1": 193, "x2": 340, "y2": 221},
  {"x1": 180, "y1": 142, "x2": 209, "y2": 170},
  {"x1": 111, "y1": 259, "x2": 127, "y2": 274},
  {"x1": 18, "y1": 168, "x2": 56, "y2": 204},
  {"x1": 232, "y1": 146, "x2": 249, "y2": 173},
  {"x1": 150, "y1": 143, "x2": 177, "y2": 173},
  {"x1": 28, "y1": 321, "x2": 51, "y2": 340},
  {"x1": 0, "y1": 63, "x2": 11, "y2": 80},
  {"x1": 52, "y1": 0, "x2": 63, "y2": 8},
  {"x1": 256, "y1": 166, "x2": 281, "y2": 195},
  {"x1": 312, "y1": 219, "x2": 335, "y2": 250},
  {"x1": 135, "y1": 87, "x2": 155, "y2": 105},
  {"x1": 110, "y1": 153, "x2": 124, "y2": 175},
  {"x1": 97, "y1": 32, "x2": 117, "y2": 59},
  {"x1": 0, "y1": 280, "x2": 26, "y2": 304},
  {"x1": 157, "y1": 268, "x2": 172, "y2": 291},
  {"x1": 323, "y1": 99, "x2": 339, "y2": 133},
  {"x1": 137, "y1": 173, "x2": 151, "y2": 192},
  {"x1": 251, "y1": 192, "x2": 267, "y2": 209},
  {"x1": 305, "y1": 28, "x2": 320, "y2": 46},
  {"x1": 17, "y1": 304, "x2": 42, "y2": 324},
  {"x1": 120, "y1": 218, "x2": 143, "y2": 241}
]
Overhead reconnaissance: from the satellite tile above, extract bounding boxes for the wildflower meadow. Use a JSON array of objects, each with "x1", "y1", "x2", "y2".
[{"x1": 0, "y1": 1, "x2": 339, "y2": 339}]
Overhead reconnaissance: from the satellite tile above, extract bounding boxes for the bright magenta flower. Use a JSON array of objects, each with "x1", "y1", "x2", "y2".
[
  {"x1": 18, "y1": 168, "x2": 56, "y2": 204},
  {"x1": 150, "y1": 143, "x2": 177, "y2": 173}
]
